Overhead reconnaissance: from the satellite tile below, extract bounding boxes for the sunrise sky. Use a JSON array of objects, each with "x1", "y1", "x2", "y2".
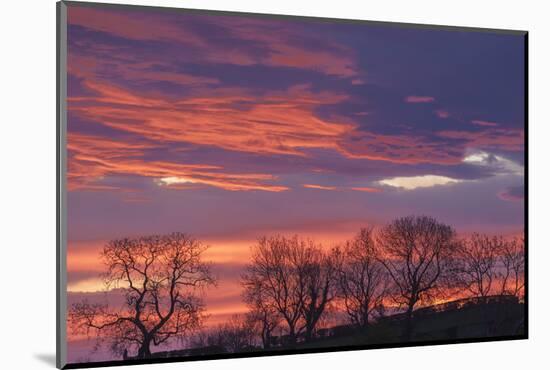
[{"x1": 65, "y1": 3, "x2": 525, "y2": 359}]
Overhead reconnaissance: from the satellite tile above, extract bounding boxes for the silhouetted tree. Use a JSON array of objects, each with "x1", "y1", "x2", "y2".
[
  {"x1": 242, "y1": 235, "x2": 334, "y2": 344},
  {"x1": 242, "y1": 235, "x2": 306, "y2": 345},
  {"x1": 335, "y1": 228, "x2": 388, "y2": 329},
  {"x1": 242, "y1": 282, "x2": 280, "y2": 349},
  {"x1": 301, "y1": 246, "x2": 337, "y2": 341},
  {"x1": 500, "y1": 236, "x2": 525, "y2": 298},
  {"x1": 377, "y1": 216, "x2": 457, "y2": 340},
  {"x1": 456, "y1": 233, "x2": 503, "y2": 297},
  {"x1": 69, "y1": 233, "x2": 215, "y2": 359},
  {"x1": 196, "y1": 315, "x2": 257, "y2": 353}
]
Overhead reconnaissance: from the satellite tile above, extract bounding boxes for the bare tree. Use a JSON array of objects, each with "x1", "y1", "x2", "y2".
[
  {"x1": 456, "y1": 233, "x2": 503, "y2": 297},
  {"x1": 301, "y1": 246, "x2": 337, "y2": 341},
  {"x1": 69, "y1": 233, "x2": 215, "y2": 359},
  {"x1": 377, "y1": 216, "x2": 457, "y2": 340},
  {"x1": 242, "y1": 235, "x2": 307, "y2": 345},
  {"x1": 500, "y1": 235, "x2": 525, "y2": 298},
  {"x1": 242, "y1": 282, "x2": 280, "y2": 349},
  {"x1": 201, "y1": 315, "x2": 257, "y2": 353},
  {"x1": 242, "y1": 235, "x2": 334, "y2": 344},
  {"x1": 335, "y1": 228, "x2": 388, "y2": 329}
]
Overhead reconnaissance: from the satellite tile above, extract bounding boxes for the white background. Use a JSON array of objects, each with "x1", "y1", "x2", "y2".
[{"x1": 0, "y1": 0, "x2": 547, "y2": 368}]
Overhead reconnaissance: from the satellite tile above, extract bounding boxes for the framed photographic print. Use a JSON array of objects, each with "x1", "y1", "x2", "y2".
[{"x1": 56, "y1": 1, "x2": 527, "y2": 368}]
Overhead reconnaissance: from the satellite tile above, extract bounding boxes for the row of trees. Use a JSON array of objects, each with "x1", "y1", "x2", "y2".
[
  {"x1": 241, "y1": 216, "x2": 525, "y2": 345},
  {"x1": 69, "y1": 216, "x2": 524, "y2": 359}
]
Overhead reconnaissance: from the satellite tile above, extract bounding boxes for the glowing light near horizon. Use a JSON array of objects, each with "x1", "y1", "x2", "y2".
[
  {"x1": 67, "y1": 278, "x2": 106, "y2": 293},
  {"x1": 378, "y1": 175, "x2": 462, "y2": 190}
]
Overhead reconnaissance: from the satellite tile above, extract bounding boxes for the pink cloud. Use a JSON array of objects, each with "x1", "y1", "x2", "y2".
[
  {"x1": 405, "y1": 95, "x2": 435, "y2": 103},
  {"x1": 68, "y1": 7, "x2": 206, "y2": 47},
  {"x1": 69, "y1": 7, "x2": 360, "y2": 79},
  {"x1": 472, "y1": 119, "x2": 499, "y2": 127},
  {"x1": 498, "y1": 186, "x2": 524, "y2": 202},
  {"x1": 303, "y1": 184, "x2": 337, "y2": 191},
  {"x1": 437, "y1": 128, "x2": 524, "y2": 152},
  {"x1": 67, "y1": 132, "x2": 289, "y2": 192}
]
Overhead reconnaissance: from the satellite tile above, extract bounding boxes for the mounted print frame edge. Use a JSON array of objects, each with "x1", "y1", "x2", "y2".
[{"x1": 56, "y1": 1, "x2": 528, "y2": 368}]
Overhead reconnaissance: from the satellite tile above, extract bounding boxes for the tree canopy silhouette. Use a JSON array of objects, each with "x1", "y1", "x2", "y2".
[
  {"x1": 500, "y1": 236, "x2": 525, "y2": 298},
  {"x1": 456, "y1": 233, "x2": 503, "y2": 297},
  {"x1": 241, "y1": 235, "x2": 336, "y2": 344},
  {"x1": 69, "y1": 232, "x2": 215, "y2": 359},
  {"x1": 376, "y1": 215, "x2": 458, "y2": 340},
  {"x1": 334, "y1": 228, "x2": 388, "y2": 329},
  {"x1": 242, "y1": 278, "x2": 280, "y2": 349},
  {"x1": 192, "y1": 314, "x2": 256, "y2": 353}
]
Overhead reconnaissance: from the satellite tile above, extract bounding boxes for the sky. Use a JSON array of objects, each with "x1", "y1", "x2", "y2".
[{"x1": 65, "y1": 3, "x2": 525, "y2": 359}]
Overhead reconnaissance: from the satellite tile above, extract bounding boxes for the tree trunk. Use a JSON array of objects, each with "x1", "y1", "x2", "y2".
[
  {"x1": 262, "y1": 327, "x2": 271, "y2": 349},
  {"x1": 137, "y1": 337, "x2": 152, "y2": 359},
  {"x1": 288, "y1": 326, "x2": 297, "y2": 346},
  {"x1": 360, "y1": 314, "x2": 369, "y2": 334},
  {"x1": 305, "y1": 324, "x2": 313, "y2": 342},
  {"x1": 404, "y1": 302, "x2": 415, "y2": 341},
  {"x1": 362, "y1": 308, "x2": 369, "y2": 329}
]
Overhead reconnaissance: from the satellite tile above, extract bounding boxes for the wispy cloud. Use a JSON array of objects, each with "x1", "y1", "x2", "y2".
[
  {"x1": 471, "y1": 119, "x2": 499, "y2": 127},
  {"x1": 68, "y1": 132, "x2": 289, "y2": 192},
  {"x1": 69, "y1": 78, "x2": 525, "y2": 170},
  {"x1": 404, "y1": 95, "x2": 435, "y2": 103},
  {"x1": 69, "y1": 6, "x2": 359, "y2": 78},
  {"x1": 438, "y1": 128, "x2": 524, "y2": 152},
  {"x1": 303, "y1": 184, "x2": 337, "y2": 191},
  {"x1": 68, "y1": 6, "x2": 207, "y2": 46},
  {"x1": 350, "y1": 187, "x2": 383, "y2": 193},
  {"x1": 70, "y1": 80, "x2": 352, "y2": 158},
  {"x1": 462, "y1": 150, "x2": 523, "y2": 176}
]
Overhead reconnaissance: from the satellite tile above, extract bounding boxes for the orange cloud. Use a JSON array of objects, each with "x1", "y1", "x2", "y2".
[
  {"x1": 303, "y1": 184, "x2": 337, "y2": 191},
  {"x1": 266, "y1": 43, "x2": 357, "y2": 78},
  {"x1": 351, "y1": 187, "x2": 383, "y2": 193},
  {"x1": 70, "y1": 80, "x2": 470, "y2": 166},
  {"x1": 69, "y1": 77, "x2": 526, "y2": 172},
  {"x1": 69, "y1": 81, "x2": 523, "y2": 171},
  {"x1": 68, "y1": 132, "x2": 289, "y2": 192},
  {"x1": 68, "y1": 53, "x2": 220, "y2": 89},
  {"x1": 70, "y1": 80, "x2": 351, "y2": 158},
  {"x1": 68, "y1": 6, "x2": 206, "y2": 47},
  {"x1": 202, "y1": 16, "x2": 359, "y2": 78},
  {"x1": 68, "y1": 6, "x2": 359, "y2": 79}
]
